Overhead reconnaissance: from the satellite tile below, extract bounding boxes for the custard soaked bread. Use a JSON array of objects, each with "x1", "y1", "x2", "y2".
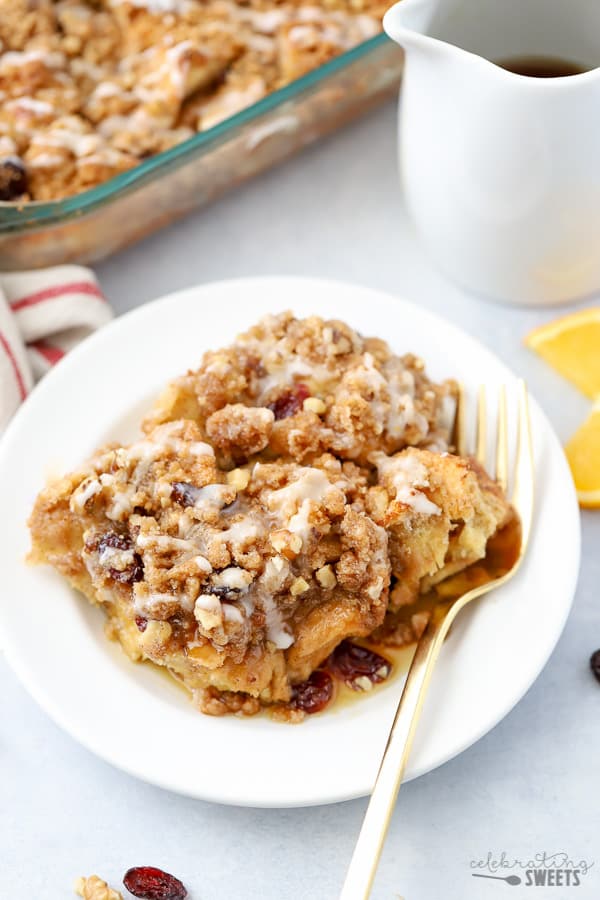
[{"x1": 368, "y1": 449, "x2": 512, "y2": 646}]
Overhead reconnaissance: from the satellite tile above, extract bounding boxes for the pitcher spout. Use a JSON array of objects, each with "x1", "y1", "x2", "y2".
[{"x1": 383, "y1": 0, "x2": 439, "y2": 49}]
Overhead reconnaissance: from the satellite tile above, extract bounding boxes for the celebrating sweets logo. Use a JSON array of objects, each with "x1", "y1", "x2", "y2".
[{"x1": 470, "y1": 852, "x2": 594, "y2": 888}]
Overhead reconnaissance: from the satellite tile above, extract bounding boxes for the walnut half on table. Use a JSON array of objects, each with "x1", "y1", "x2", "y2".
[{"x1": 75, "y1": 875, "x2": 122, "y2": 900}]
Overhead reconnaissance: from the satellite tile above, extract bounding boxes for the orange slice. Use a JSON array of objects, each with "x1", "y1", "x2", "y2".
[
  {"x1": 565, "y1": 403, "x2": 600, "y2": 508},
  {"x1": 525, "y1": 307, "x2": 600, "y2": 399}
]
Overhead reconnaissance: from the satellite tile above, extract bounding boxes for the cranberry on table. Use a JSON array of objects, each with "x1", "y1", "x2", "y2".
[
  {"x1": 590, "y1": 649, "x2": 600, "y2": 683},
  {"x1": 123, "y1": 866, "x2": 187, "y2": 900},
  {"x1": 328, "y1": 641, "x2": 391, "y2": 690},
  {"x1": 291, "y1": 670, "x2": 334, "y2": 714}
]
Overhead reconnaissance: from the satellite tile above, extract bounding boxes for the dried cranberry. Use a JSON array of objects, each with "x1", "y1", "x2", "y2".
[
  {"x1": 96, "y1": 532, "x2": 144, "y2": 585},
  {"x1": 171, "y1": 482, "x2": 201, "y2": 507},
  {"x1": 0, "y1": 158, "x2": 27, "y2": 201},
  {"x1": 590, "y1": 650, "x2": 600, "y2": 683},
  {"x1": 123, "y1": 867, "x2": 187, "y2": 900},
  {"x1": 291, "y1": 670, "x2": 333, "y2": 714},
  {"x1": 97, "y1": 532, "x2": 132, "y2": 552},
  {"x1": 328, "y1": 641, "x2": 391, "y2": 691},
  {"x1": 267, "y1": 383, "x2": 310, "y2": 420},
  {"x1": 135, "y1": 616, "x2": 148, "y2": 632},
  {"x1": 108, "y1": 559, "x2": 144, "y2": 585}
]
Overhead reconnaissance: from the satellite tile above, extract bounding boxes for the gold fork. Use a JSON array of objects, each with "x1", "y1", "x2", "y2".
[{"x1": 340, "y1": 380, "x2": 534, "y2": 900}]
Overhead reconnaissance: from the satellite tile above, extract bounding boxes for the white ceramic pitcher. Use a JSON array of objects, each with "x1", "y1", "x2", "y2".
[{"x1": 383, "y1": 0, "x2": 600, "y2": 306}]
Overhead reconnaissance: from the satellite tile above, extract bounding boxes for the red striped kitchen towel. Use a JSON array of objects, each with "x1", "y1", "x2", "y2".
[{"x1": 0, "y1": 265, "x2": 112, "y2": 431}]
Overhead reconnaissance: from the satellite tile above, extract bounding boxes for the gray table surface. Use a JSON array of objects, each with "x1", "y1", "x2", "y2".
[{"x1": 2, "y1": 100, "x2": 599, "y2": 900}]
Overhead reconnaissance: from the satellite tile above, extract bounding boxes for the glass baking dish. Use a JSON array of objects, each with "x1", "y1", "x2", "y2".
[{"x1": 0, "y1": 35, "x2": 403, "y2": 270}]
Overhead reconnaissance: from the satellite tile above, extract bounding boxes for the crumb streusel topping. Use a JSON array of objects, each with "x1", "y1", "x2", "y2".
[
  {"x1": 147, "y1": 311, "x2": 457, "y2": 466},
  {"x1": 30, "y1": 419, "x2": 391, "y2": 704},
  {"x1": 0, "y1": 0, "x2": 387, "y2": 201}
]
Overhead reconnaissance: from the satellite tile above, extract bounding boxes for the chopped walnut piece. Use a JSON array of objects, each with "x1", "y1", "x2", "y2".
[
  {"x1": 138, "y1": 620, "x2": 173, "y2": 653},
  {"x1": 269, "y1": 704, "x2": 306, "y2": 723},
  {"x1": 290, "y1": 576, "x2": 310, "y2": 596},
  {"x1": 226, "y1": 467, "x2": 250, "y2": 491},
  {"x1": 303, "y1": 396, "x2": 327, "y2": 414},
  {"x1": 74, "y1": 875, "x2": 122, "y2": 900},
  {"x1": 365, "y1": 485, "x2": 389, "y2": 522},
  {"x1": 316, "y1": 564, "x2": 336, "y2": 588},
  {"x1": 269, "y1": 529, "x2": 303, "y2": 558},
  {"x1": 197, "y1": 686, "x2": 261, "y2": 717}
]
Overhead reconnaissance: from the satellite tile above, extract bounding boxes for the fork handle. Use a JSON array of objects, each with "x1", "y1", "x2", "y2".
[{"x1": 339, "y1": 599, "x2": 460, "y2": 900}]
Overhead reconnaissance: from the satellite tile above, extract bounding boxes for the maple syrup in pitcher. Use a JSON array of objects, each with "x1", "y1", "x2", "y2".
[{"x1": 496, "y1": 55, "x2": 590, "y2": 77}]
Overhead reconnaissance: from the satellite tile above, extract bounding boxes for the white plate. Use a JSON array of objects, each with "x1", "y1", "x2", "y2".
[{"x1": 0, "y1": 278, "x2": 580, "y2": 807}]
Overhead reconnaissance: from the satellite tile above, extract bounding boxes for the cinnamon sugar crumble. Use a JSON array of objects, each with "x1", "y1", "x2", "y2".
[
  {"x1": 29, "y1": 313, "x2": 511, "y2": 719},
  {"x1": 0, "y1": 0, "x2": 388, "y2": 201}
]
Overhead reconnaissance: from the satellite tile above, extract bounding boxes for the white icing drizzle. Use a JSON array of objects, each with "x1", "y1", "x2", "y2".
[
  {"x1": 222, "y1": 603, "x2": 244, "y2": 624},
  {"x1": 70, "y1": 476, "x2": 102, "y2": 512},
  {"x1": 98, "y1": 545, "x2": 135, "y2": 569},
  {"x1": 6, "y1": 97, "x2": 54, "y2": 115},
  {"x1": 125, "y1": 424, "x2": 214, "y2": 462},
  {"x1": 261, "y1": 590, "x2": 293, "y2": 649},
  {"x1": 109, "y1": 0, "x2": 193, "y2": 12},
  {"x1": 257, "y1": 357, "x2": 313, "y2": 399},
  {"x1": 199, "y1": 78, "x2": 266, "y2": 130},
  {"x1": 373, "y1": 452, "x2": 441, "y2": 516},
  {"x1": 266, "y1": 467, "x2": 332, "y2": 539},
  {"x1": 79, "y1": 148, "x2": 132, "y2": 167},
  {"x1": 190, "y1": 483, "x2": 233, "y2": 512},
  {"x1": 0, "y1": 50, "x2": 65, "y2": 70},
  {"x1": 192, "y1": 555, "x2": 213, "y2": 574},
  {"x1": 90, "y1": 81, "x2": 125, "y2": 99},
  {"x1": 30, "y1": 128, "x2": 102, "y2": 158},
  {"x1": 221, "y1": 518, "x2": 261, "y2": 545},
  {"x1": 135, "y1": 588, "x2": 187, "y2": 614},
  {"x1": 136, "y1": 533, "x2": 198, "y2": 552},
  {"x1": 28, "y1": 152, "x2": 67, "y2": 168},
  {"x1": 195, "y1": 592, "x2": 222, "y2": 614},
  {"x1": 213, "y1": 567, "x2": 253, "y2": 590},
  {"x1": 194, "y1": 590, "x2": 247, "y2": 631}
]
